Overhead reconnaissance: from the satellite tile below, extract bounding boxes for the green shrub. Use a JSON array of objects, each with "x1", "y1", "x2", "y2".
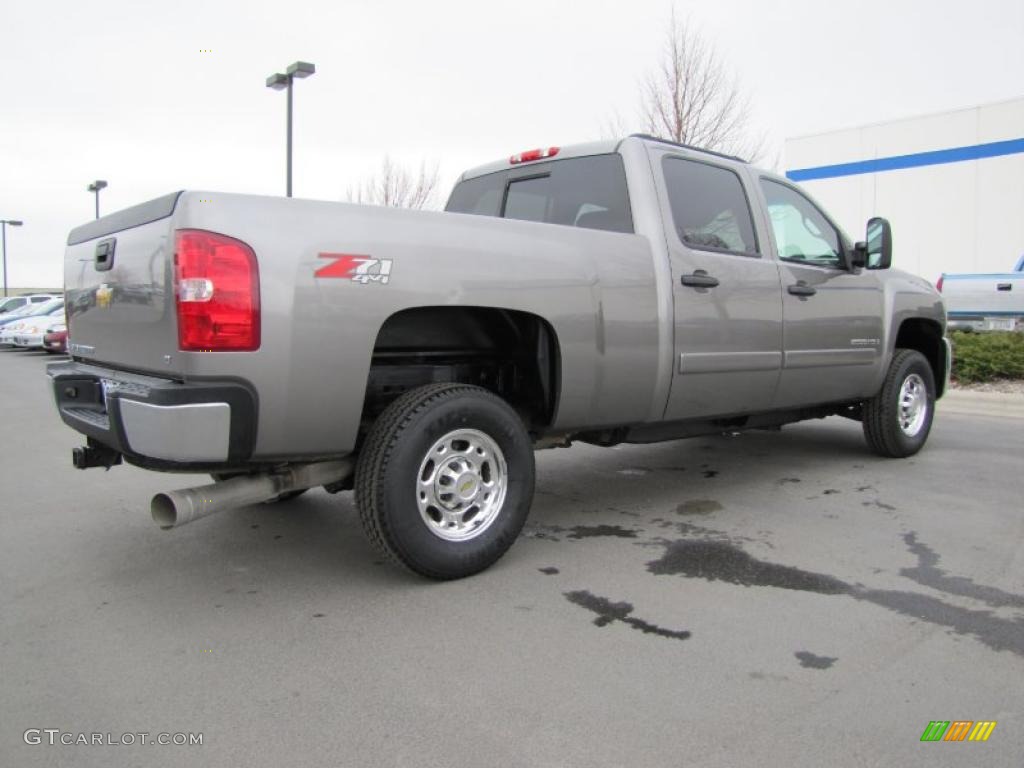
[{"x1": 950, "y1": 330, "x2": 1024, "y2": 383}]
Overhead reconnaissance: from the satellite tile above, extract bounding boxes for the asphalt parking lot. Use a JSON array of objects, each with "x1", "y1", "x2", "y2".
[{"x1": 2, "y1": 347, "x2": 1022, "y2": 767}]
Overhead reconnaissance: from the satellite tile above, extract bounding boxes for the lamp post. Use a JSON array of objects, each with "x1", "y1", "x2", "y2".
[
  {"x1": 265, "y1": 61, "x2": 316, "y2": 197},
  {"x1": 87, "y1": 180, "x2": 108, "y2": 219},
  {"x1": 1, "y1": 219, "x2": 24, "y2": 297}
]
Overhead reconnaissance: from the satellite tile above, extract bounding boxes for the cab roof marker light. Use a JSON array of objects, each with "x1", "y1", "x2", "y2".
[{"x1": 510, "y1": 147, "x2": 560, "y2": 165}]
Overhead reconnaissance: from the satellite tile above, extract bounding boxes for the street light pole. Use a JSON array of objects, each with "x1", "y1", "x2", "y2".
[
  {"x1": 266, "y1": 61, "x2": 315, "y2": 197},
  {"x1": 1, "y1": 219, "x2": 24, "y2": 298},
  {"x1": 286, "y1": 75, "x2": 293, "y2": 198},
  {"x1": 87, "y1": 180, "x2": 108, "y2": 219}
]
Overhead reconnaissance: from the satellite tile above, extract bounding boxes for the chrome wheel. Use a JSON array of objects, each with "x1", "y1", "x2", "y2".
[
  {"x1": 416, "y1": 428, "x2": 507, "y2": 542},
  {"x1": 898, "y1": 373, "x2": 928, "y2": 437}
]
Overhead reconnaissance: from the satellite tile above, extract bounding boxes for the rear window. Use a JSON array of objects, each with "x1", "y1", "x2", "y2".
[
  {"x1": 662, "y1": 157, "x2": 759, "y2": 256},
  {"x1": 446, "y1": 154, "x2": 634, "y2": 234}
]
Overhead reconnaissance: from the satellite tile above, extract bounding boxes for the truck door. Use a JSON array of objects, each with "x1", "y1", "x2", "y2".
[
  {"x1": 654, "y1": 151, "x2": 784, "y2": 420},
  {"x1": 754, "y1": 177, "x2": 884, "y2": 408}
]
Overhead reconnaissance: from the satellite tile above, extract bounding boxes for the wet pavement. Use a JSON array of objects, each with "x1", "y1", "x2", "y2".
[{"x1": 2, "y1": 348, "x2": 1023, "y2": 767}]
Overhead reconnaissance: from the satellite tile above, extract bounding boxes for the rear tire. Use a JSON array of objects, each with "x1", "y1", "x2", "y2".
[
  {"x1": 863, "y1": 349, "x2": 935, "y2": 457},
  {"x1": 355, "y1": 383, "x2": 535, "y2": 580}
]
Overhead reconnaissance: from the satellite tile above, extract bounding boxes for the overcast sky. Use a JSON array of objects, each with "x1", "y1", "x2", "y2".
[{"x1": 1, "y1": 0, "x2": 1022, "y2": 287}]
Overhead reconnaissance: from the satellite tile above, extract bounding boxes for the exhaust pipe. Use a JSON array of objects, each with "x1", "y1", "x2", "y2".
[{"x1": 152, "y1": 459, "x2": 353, "y2": 530}]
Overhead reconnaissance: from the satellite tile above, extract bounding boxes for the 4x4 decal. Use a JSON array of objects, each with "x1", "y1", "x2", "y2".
[{"x1": 315, "y1": 253, "x2": 392, "y2": 284}]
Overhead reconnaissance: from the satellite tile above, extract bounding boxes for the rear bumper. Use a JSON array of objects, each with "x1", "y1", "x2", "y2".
[
  {"x1": 47, "y1": 360, "x2": 257, "y2": 470},
  {"x1": 43, "y1": 332, "x2": 67, "y2": 352},
  {"x1": 13, "y1": 331, "x2": 46, "y2": 348}
]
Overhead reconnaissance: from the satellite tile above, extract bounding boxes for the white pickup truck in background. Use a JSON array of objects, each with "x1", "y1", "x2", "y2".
[{"x1": 939, "y1": 256, "x2": 1024, "y2": 331}]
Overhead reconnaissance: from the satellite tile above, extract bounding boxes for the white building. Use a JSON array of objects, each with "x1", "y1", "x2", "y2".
[{"x1": 784, "y1": 98, "x2": 1024, "y2": 281}]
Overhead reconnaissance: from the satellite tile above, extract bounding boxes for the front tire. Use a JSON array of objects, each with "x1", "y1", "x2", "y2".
[
  {"x1": 355, "y1": 383, "x2": 535, "y2": 580},
  {"x1": 863, "y1": 349, "x2": 936, "y2": 457}
]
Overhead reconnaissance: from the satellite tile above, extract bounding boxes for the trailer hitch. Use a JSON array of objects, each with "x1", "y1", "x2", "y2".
[{"x1": 72, "y1": 440, "x2": 123, "y2": 470}]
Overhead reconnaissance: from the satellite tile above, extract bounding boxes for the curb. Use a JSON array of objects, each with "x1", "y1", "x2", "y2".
[{"x1": 940, "y1": 389, "x2": 1024, "y2": 420}]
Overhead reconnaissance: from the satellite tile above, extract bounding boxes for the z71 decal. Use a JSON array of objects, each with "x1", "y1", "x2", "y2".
[{"x1": 316, "y1": 253, "x2": 393, "y2": 284}]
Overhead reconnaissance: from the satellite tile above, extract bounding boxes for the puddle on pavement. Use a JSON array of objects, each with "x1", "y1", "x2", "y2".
[
  {"x1": 564, "y1": 590, "x2": 691, "y2": 641},
  {"x1": 900, "y1": 532, "x2": 1024, "y2": 609},
  {"x1": 794, "y1": 651, "x2": 837, "y2": 669},
  {"x1": 646, "y1": 540, "x2": 847, "y2": 594},
  {"x1": 566, "y1": 525, "x2": 639, "y2": 540},
  {"x1": 646, "y1": 537, "x2": 1024, "y2": 657},
  {"x1": 676, "y1": 499, "x2": 723, "y2": 515}
]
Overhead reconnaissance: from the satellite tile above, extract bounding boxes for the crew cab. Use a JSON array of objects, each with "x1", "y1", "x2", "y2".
[{"x1": 48, "y1": 135, "x2": 950, "y2": 579}]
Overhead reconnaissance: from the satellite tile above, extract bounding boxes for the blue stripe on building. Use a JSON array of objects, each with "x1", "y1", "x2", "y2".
[
  {"x1": 947, "y1": 311, "x2": 1021, "y2": 317},
  {"x1": 942, "y1": 273, "x2": 1022, "y2": 280},
  {"x1": 786, "y1": 138, "x2": 1024, "y2": 182}
]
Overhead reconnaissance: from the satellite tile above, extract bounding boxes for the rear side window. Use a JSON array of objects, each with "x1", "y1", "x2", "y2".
[
  {"x1": 446, "y1": 154, "x2": 634, "y2": 234},
  {"x1": 662, "y1": 157, "x2": 759, "y2": 256}
]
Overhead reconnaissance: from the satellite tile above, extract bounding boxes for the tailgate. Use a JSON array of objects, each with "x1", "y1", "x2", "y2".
[
  {"x1": 943, "y1": 274, "x2": 1022, "y2": 316},
  {"x1": 65, "y1": 192, "x2": 183, "y2": 375}
]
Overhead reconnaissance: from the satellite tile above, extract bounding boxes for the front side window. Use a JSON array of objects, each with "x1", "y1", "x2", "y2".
[
  {"x1": 446, "y1": 154, "x2": 634, "y2": 234},
  {"x1": 760, "y1": 179, "x2": 843, "y2": 268},
  {"x1": 662, "y1": 157, "x2": 759, "y2": 256}
]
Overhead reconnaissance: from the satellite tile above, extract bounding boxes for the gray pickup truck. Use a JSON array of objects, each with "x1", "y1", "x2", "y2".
[{"x1": 48, "y1": 135, "x2": 950, "y2": 579}]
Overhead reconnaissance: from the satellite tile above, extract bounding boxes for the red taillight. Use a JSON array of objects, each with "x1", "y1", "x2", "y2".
[
  {"x1": 175, "y1": 229, "x2": 260, "y2": 351},
  {"x1": 936, "y1": 275, "x2": 944, "y2": 292},
  {"x1": 509, "y1": 147, "x2": 560, "y2": 164}
]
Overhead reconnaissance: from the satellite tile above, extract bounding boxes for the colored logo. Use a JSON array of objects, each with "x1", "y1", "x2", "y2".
[
  {"x1": 315, "y1": 253, "x2": 393, "y2": 285},
  {"x1": 95, "y1": 283, "x2": 113, "y2": 308},
  {"x1": 920, "y1": 721, "x2": 996, "y2": 742}
]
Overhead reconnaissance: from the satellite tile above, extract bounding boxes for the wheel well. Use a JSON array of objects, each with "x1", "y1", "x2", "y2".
[
  {"x1": 894, "y1": 318, "x2": 946, "y2": 396},
  {"x1": 362, "y1": 306, "x2": 560, "y2": 432}
]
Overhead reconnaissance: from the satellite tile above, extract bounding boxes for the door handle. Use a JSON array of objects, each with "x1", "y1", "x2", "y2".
[
  {"x1": 94, "y1": 237, "x2": 116, "y2": 272},
  {"x1": 681, "y1": 271, "x2": 720, "y2": 288},
  {"x1": 788, "y1": 282, "x2": 817, "y2": 297},
  {"x1": 997, "y1": 283, "x2": 1012, "y2": 291}
]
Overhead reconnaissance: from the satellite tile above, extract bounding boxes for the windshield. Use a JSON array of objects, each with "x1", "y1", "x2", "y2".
[
  {"x1": 4, "y1": 301, "x2": 39, "y2": 317},
  {"x1": 25, "y1": 299, "x2": 64, "y2": 317}
]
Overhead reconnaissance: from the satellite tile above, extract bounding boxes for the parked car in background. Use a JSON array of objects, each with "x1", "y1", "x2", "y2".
[
  {"x1": 13, "y1": 315, "x2": 67, "y2": 350},
  {"x1": 0, "y1": 300, "x2": 65, "y2": 345},
  {"x1": 0, "y1": 294, "x2": 60, "y2": 316},
  {"x1": 43, "y1": 325, "x2": 68, "y2": 354},
  {"x1": 939, "y1": 255, "x2": 1024, "y2": 331},
  {"x1": 0, "y1": 300, "x2": 59, "y2": 327}
]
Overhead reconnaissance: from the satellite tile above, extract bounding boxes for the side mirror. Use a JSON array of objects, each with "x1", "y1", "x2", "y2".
[{"x1": 865, "y1": 217, "x2": 892, "y2": 269}]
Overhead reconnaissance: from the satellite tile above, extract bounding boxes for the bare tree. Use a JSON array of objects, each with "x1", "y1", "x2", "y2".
[
  {"x1": 346, "y1": 156, "x2": 440, "y2": 210},
  {"x1": 634, "y1": 14, "x2": 764, "y2": 161}
]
